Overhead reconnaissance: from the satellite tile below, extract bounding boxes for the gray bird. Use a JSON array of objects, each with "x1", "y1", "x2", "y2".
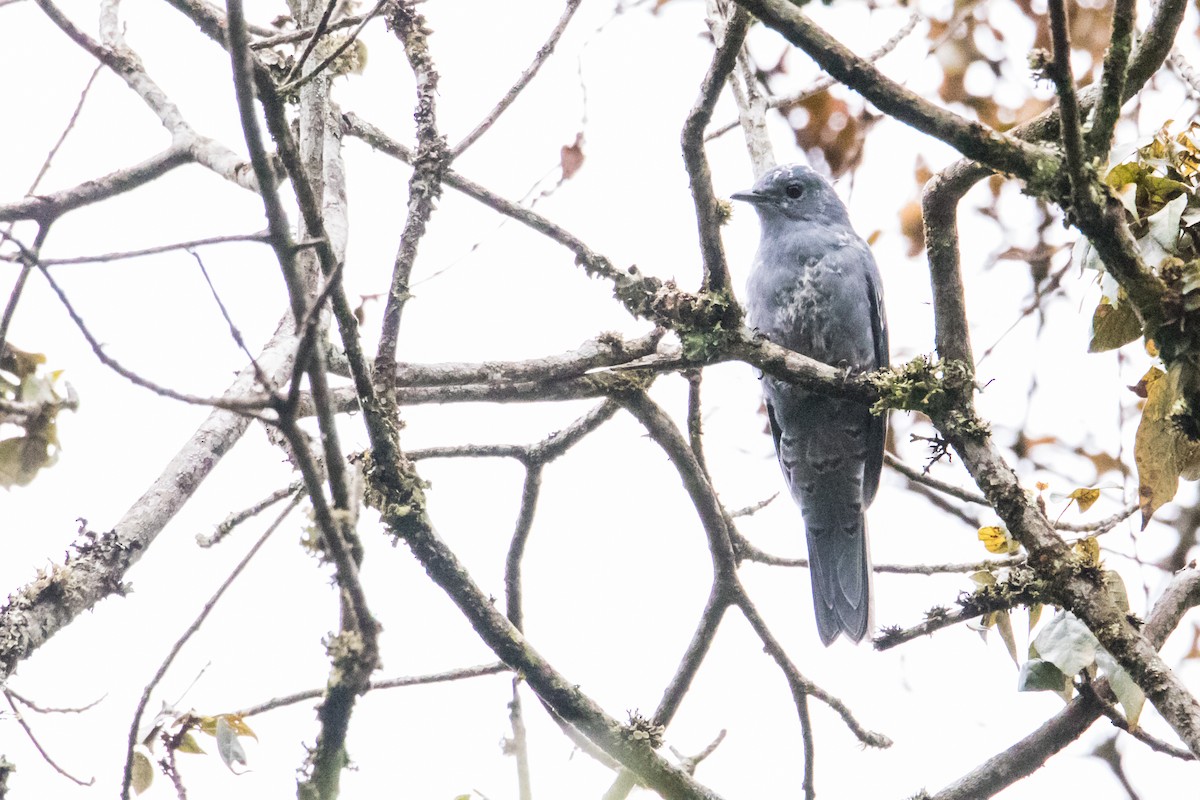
[{"x1": 733, "y1": 164, "x2": 889, "y2": 645}]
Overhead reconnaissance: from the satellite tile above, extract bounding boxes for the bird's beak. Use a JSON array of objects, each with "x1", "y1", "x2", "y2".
[{"x1": 729, "y1": 190, "x2": 763, "y2": 204}]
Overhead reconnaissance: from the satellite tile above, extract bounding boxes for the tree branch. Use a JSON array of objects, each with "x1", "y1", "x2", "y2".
[
  {"x1": 681, "y1": 2, "x2": 748, "y2": 294},
  {"x1": 731, "y1": 0, "x2": 1050, "y2": 179}
]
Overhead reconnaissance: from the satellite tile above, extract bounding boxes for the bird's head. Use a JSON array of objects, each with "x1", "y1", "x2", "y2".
[{"x1": 730, "y1": 164, "x2": 850, "y2": 227}]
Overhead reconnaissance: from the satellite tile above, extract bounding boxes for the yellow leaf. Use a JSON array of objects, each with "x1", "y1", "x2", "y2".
[
  {"x1": 1028, "y1": 603, "x2": 1043, "y2": 633},
  {"x1": 1134, "y1": 365, "x2": 1200, "y2": 527},
  {"x1": 199, "y1": 713, "x2": 258, "y2": 741},
  {"x1": 1072, "y1": 537, "x2": 1101, "y2": 566},
  {"x1": 978, "y1": 526, "x2": 1019, "y2": 554},
  {"x1": 1067, "y1": 487, "x2": 1101, "y2": 513}
]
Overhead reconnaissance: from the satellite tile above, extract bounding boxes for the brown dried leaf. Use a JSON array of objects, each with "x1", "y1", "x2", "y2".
[
  {"x1": 782, "y1": 90, "x2": 872, "y2": 178},
  {"x1": 898, "y1": 200, "x2": 925, "y2": 258},
  {"x1": 560, "y1": 133, "x2": 585, "y2": 181},
  {"x1": 1134, "y1": 365, "x2": 1200, "y2": 527}
]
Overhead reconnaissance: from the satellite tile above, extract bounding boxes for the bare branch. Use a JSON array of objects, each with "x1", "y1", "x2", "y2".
[
  {"x1": 198, "y1": 482, "x2": 303, "y2": 548},
  {"x1": 33, "y1": 0, "x2": 261, "y2": 190},
  {"x1": 737, "y1": 591, "x2": 891, "y2": 749},
  {"x1": 388, "y1": 330, "x2": 664, "y2": 387},
  {"x1": 29, "y1": 232, "x2": 274, "y2": 265},
  {"x1": 234, "y1": 663, "x2": 511, "y2": 717},
  {"x1": 1086, "y1": 0, "x2": 1136, "y2": 157},
  {"x1": 884, "y1": 452, "x2": 988, "y2": 505},
  {"x1": 681, "y1": 2, "x2": 749, "y2": 294},
  {"x1": 1045, "y1": 0, "x2": 1088, "y2": 208},
  {"x1": 21, "y1": 63, "x2": 103, "y2": 196},
  {"x1": 4, "y1": 691, "x2": 93, "y2": 786},
  {"x1": 0, "y1": 147, "x2": 193, "y2": 225},
  {"x1": 0, "y1": 314, "x2": 301, "y2": 678},
  {"x1": 375, "y1": 0, "x2": 448, "y2": 373},
  {"x1": 707, "y1": 10, "x2": 923, "y2": 143},
  {"x1": 250, "y1": 12, "x2": 370, "y2": 48},
  {"x1": 730, "y1": 0, "x2": 1049, "y2": 178}
]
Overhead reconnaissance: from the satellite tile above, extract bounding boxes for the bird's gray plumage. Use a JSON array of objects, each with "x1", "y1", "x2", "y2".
[{"x1": 734, "y1": 164, "x2": 889, "y2": 645}]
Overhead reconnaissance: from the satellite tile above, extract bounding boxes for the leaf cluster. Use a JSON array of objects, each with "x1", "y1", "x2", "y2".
[{"x1": 0, "y1": 344, "x2": 67, "y2": 489}]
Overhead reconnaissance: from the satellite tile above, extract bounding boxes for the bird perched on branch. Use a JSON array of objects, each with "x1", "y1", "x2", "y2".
[{"x1": 733, "y1": 164, "x2": 889, "y2": 645}]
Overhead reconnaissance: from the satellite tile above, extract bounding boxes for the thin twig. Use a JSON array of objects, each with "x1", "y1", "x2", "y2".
[
  {"x1": 283, "y1": 0, "x2": 341, "y2": 83},
  {"x1": 707, "y1": 10, "x2": 922, "y2": 142},
  {"x1": 884, "y1": 452, "x2": 987, "y2": 504},
  {"x1": 233, "y1": 663, "x2": 511, "y2": 717},
  {"x1": 119, "y1": 494, "x2": 301, "y2": 800},
  {"x1": 36, "y1": 263, "x2": 273, "y2": 413},
  {"x1": 250, "y1": 13, "x2": 369, "y2": 48},
  {"x1": 451, "y1": 0, "x2": 583, "y2": 158},
  {"x1": 189, "y1": 249, "x2": 268, "y2": 385},
  {"x1": 1087, "y1": 684, "x2": 1195, "y2": 760},
  {"x1": 737, "y1": 590, "x2": 891, "y2": 749},
  {"x1": 24, "y1": 64, "x2": 103, "y2": 196},
  {"x1": 3, "y1": 688, "x2": 104, "y2": 715},
  {"x1": 735, "y1": 532, "x2": 1025, "y2": 574},
  {"x1": 199, "y1": 482, "x2": 303, "y2": 547},
  {"x1": 4, "y1": 691, "x2": 94, "y2": 786},
  {"x1": 31, "y1": 232, "x2": 273, "y2": 265},
  {"x1": 278, "y1": 0, "x2": 387, "y2": 95}
]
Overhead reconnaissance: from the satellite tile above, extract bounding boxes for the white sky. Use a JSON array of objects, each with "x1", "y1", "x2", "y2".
[{"x1": 3, "y1": 0, "x2": 1200, "y2": 798}]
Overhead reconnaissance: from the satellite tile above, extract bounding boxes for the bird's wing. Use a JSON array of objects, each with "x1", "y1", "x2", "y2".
[{"x1": 862, "y1": 264, "x2": 888, "y2": 508}]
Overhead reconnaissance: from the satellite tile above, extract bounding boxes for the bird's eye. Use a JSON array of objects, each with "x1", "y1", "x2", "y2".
[{"x1": 785, "y1": 184, "x2": 803, "y2": 199}]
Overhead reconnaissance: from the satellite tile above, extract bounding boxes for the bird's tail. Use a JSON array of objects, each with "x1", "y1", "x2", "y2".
[{"x1": 803, "y1": 497, "x2": 873, "y2": 646}]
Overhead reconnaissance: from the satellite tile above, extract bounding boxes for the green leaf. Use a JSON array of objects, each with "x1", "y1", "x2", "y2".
[
  {"x1": 1088, "y1": 297, "x2": 1143, "y2": 352},
  {"x1": 1141, "y1": 192, "x2": 1189, "y2": 266},
  {"x1": 131, "y1": 748, "x2": 154, "y2": 795},
  {"x1": 177, "y1": 732, "x2": 206, "y2": 755},
  {"x1": 1095, "y1": 648, "x2": 1146, "y2": 728},
  {"x1": 215, "y1": 716, "x2": 248, "y2": 773},
  {"x1": 1032, "y1": 612, "x2": 1096, "y2": 676},
  {"x1": 1016, "y1": 658, "x2": 1071, "y2": 693},
  {"x1": 1104, "y1": 162, "x2": 1145, "y2": 190},
  {"x1": 994, "y1": 610, "x2": 1019, "y2": 666}
]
